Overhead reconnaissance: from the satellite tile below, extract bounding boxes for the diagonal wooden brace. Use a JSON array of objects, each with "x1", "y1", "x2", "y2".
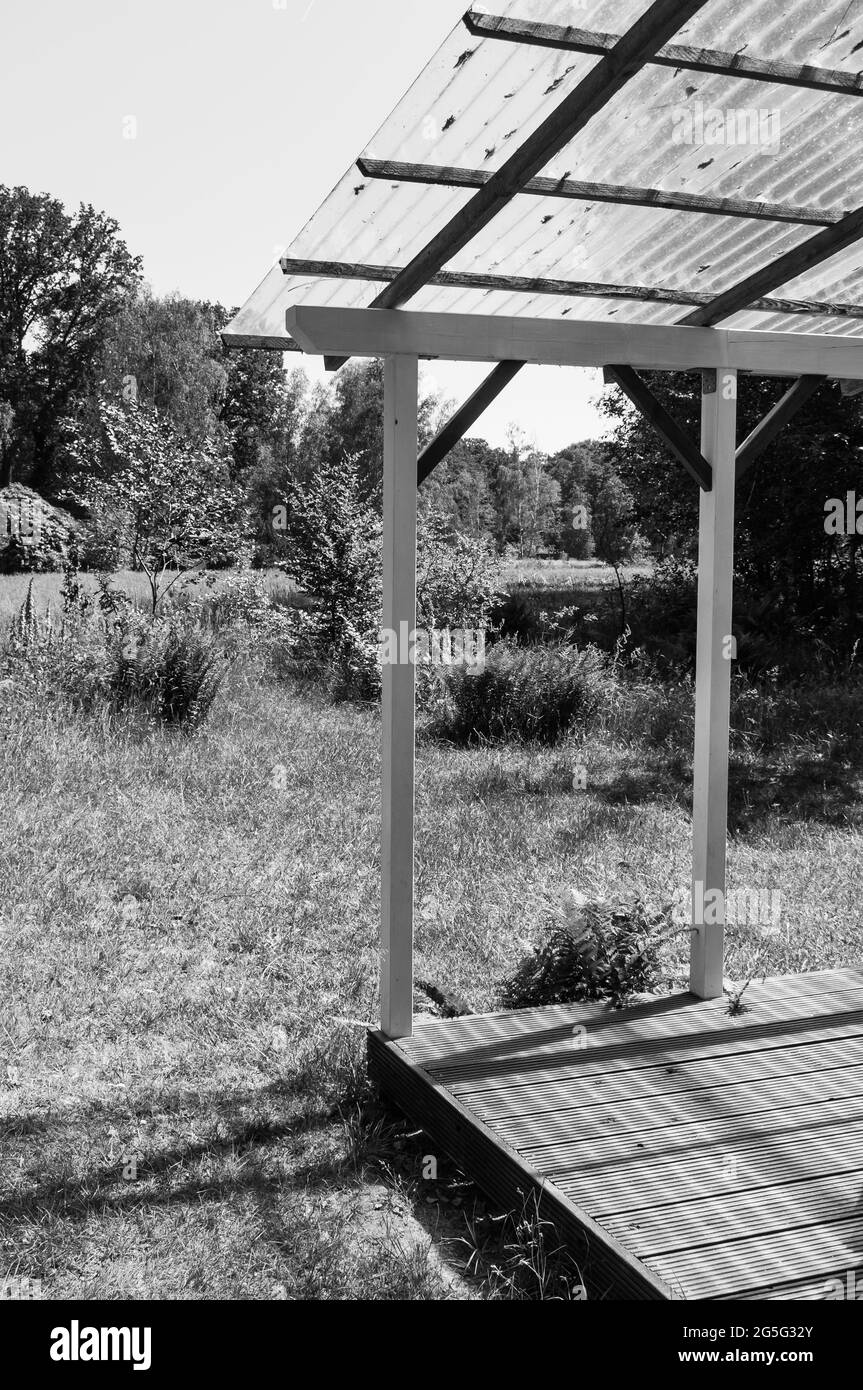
[{"x1": 604, "y1": 364, "x2": 712, "y2": 490}]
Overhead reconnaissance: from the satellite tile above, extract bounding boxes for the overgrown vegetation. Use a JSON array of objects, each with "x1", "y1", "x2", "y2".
[
  {"x1": 499, "y1": 893, "x2": 667, "y2": 1009},
  {"x1": 434, "y1": 642, "x2": 611, "y2": 745}
]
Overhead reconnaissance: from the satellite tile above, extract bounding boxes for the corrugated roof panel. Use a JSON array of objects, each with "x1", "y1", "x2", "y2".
[{"x1": 226, "y1": 0, "x2": 863, "y2": 347}]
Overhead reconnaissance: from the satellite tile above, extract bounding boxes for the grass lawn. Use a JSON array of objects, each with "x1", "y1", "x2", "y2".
[{"x1": 1, "y1": 577, "x2": 861, "y2": 1299}]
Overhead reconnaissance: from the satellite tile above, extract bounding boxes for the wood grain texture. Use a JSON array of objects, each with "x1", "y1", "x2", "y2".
[{"x1": 370, "y1": 967, "x2": 863, "y2": 1300}]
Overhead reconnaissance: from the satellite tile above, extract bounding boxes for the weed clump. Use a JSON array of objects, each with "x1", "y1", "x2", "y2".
[{"x1": 500, "y1": 892, "x2": 666, "y2": 1009}]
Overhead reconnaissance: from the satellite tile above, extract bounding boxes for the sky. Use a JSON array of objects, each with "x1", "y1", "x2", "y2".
[{"x1": 0, "y1": 0, "x2": 609, "y2": 450}]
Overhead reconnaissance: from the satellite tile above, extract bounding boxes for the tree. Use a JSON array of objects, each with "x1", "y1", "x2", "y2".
[
  {"x1": 491, "y1": 428, "x2": 561, "y2": 556},
  {"x1": 602, "y1": 372, "x2": 863, "y2": 669},
  {"x1": 324, "y1": 359, "x2": 439, "y2": 500},
  {"x1": 0, "y1": 186, "x2": 141, "y2": 489},
  {"x1": 419, "y1": 435, "x2": 503, "y2": 541},
  {"x1": 99, "y1": 291, "x2": 228, "y2": 446},
  {"x1": 63, "y1": 396, "x2": 244, "y2": 613}
]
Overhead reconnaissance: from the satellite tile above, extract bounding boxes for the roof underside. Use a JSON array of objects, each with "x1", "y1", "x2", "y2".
[{"x1": 225, "y1": 0, "x2": 863, "y2": 351}]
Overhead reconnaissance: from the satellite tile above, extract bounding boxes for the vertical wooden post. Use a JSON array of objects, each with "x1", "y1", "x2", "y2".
[
  {"x1": 690, "y1": 368, "x2": 738, "y2": 999},
  {"x1": 381, "y1": 354, "x2": 419, "y2": 1039}
]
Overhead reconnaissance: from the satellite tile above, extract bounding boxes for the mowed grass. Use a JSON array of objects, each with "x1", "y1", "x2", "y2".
[{"x1": 1, "y1": 603, "x2": 862, "y2": 1297}]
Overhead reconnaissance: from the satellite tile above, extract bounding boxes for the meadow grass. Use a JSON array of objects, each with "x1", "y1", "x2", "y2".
[{"x1": 1, "y1": 575, "x2": 861, "y2": 1299}]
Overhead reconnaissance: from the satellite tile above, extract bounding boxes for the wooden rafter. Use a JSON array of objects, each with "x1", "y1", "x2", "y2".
[
  {"x1": 735, "y1": 374, "x2": 826, "y2": 479},
  {"x1": 465, "y1": 11, "x2": 863, "y2": 97},
  {"x1": 280, "y1": 256, "x2": 863, "y2": 324},
  {"x1": 366, "y1": 0, "x2": 711, "y2": 315},
  {"x1": 679, "y1": 207, "x2": 863, "y2": 327},
  {"x1": 357, "y1": 157, "x2": 840, "y2": 228},
  {"x1": 418, "y1": 361, "x2": 523, "y2": 484},
  {"x1": 604, "y1": 365, "x2": 712, "y2": 489}
]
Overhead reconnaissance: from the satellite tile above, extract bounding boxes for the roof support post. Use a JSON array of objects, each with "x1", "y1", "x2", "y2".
[
  {"x1": 691, "y1": 368, "x2": 737, "y2": 999},
  {"x1": 381, "y1": 354, "x2": 419, "y2": 1039}
]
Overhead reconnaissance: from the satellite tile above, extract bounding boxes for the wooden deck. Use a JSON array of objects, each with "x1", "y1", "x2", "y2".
[{"x1": 368, "y1": 966, "x2": 863, "y2": 1300}]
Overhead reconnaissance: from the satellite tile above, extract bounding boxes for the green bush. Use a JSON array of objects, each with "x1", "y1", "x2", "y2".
[
  {"x1": 3, "y1": 580, "x2": 229, "y2": 729},
  {"x1": 433, "y1": 641, "x2": 611, "y2": 744},
  {"x1": 500, "y1": 894, "x2": 666, "y2": 1009}
]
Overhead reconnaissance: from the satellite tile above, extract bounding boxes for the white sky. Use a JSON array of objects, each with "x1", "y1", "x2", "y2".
[{"x1": 0, "y1": 0, "x2": 609, "y2": 450}]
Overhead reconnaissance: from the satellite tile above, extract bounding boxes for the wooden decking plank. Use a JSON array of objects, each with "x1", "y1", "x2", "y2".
[
  {"x1": 601, "y1": 1172, "x2": 863, "y2": 1258},
  {"x1": 403, "y1": 969, "x2": 863, "y2": 1065},
  {"x1": 372, "y1": 971, "x2": 863, "y2": 1301},
  {"x1": 521, "y1": 1093, "x2": 863, "y2": 1173},
  {"x1": 558, "y1": 1124, "x2": 863, "y2": 1215},
  {"x1": 467, "y1": 1036, "x2": 863, "y2": 1121},
  {"x1": 450, "y1": 1016, "x2": 863, "y2": 1098},
  {"x1": 367, "y1": 1029, "x2": 672, "y2": 1298},
  {"x1": 716, "y1": 1273, "x2": 857, "y2": 1299},
  {"x1": 409, "y1": 983, "x2": 863, "y2": 1071},
  {"x1": 491, "y1": 1062, "x2": 863, "y2": 1148},
  {"x1": 442, "y1": 1009, "x2": 863, "y2": 1094},
  {"x1": 647, "y1": 1219, "x2": 863, "y2": 1300}
]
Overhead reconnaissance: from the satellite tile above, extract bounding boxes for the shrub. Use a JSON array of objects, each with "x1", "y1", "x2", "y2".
[
  {"x1": 499, "y1": 893, "x2": 666, "y2": 1009},
  {"x1": 275, "y1": 452, "x2": 503, "y2": 701},
  {"x1": 433, "y1": 641, "x2": 611, "y2": 744},
  {"x1": 3, "y1": 579, "x2": 229, "y2": 729}
]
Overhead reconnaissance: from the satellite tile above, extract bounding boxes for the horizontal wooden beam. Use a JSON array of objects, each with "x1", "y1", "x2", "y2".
[
  {"x1": 604, "y1": 365, "x2": 712, "y2": 489},
  {"x1": 679, "y1": 206, "x2": 863, "y2": 327},
  {"x1": 357, "y1": 157, "x2": 839, "y2": 228},
  {"x1": 285, "y1": 305, "x2": 863, "y2": 380},
  {"x1": 280, "y1": 256, "x2": 863, "y2": 324},
  {"x1": 368, "y1": 0, "x2": 709, "y2": 313},
  {"x1": 735, "y1": 374, "x2": 826, "y2": 479},
  {"x1": 465, "y1": 11, "x2": 863, "y2": 97},
  {"x1": 221, "y1": 332, "x2": 302, "y2": 353},
  {"x1": 418, "y1": 361, "x2": 523, "y2": 484}
]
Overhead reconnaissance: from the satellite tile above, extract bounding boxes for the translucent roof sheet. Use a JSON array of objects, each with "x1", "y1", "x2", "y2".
[{"x1": 226, "y1": 0, "x2": 863, "y2": 349}]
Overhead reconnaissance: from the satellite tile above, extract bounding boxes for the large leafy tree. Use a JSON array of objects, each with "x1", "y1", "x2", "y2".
[
  {"x1": 99, "y1": 291, "x2": 227, "y2": 445},
  {"x1": 602, "y1": 373, "x2": 863, "y2": 666},
  {"x1": 64, "y1": 396, "x2": 244, "y2": 613},
  {"x1": 491, "y1": 428, "x2": 561, "y2": 557},
  {"x1": 0, "y1": 186, "x2": 141, "y2": 489}
]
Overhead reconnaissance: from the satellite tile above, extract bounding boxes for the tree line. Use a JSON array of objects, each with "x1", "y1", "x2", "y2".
[{"x1": 3, "y1": 182, "x2": 863, "y2": 673}]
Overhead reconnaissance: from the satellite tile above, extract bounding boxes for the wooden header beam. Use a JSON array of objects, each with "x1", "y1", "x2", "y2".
[
  {"x1": 465, "y1": 11, "x2": 863, "y2": 97},
  {"x1": 286, "y1": 306, "x2": 863, "y2": 380},
  {"x1": 280, "y1": 256, "x2": 863, "y2": 324},
  {"x1": 357, "y1": 157, "x2": 840, "y2": 229},
  {"x1": 367, "y1": 0, "x2": 709, "y2": 314}
]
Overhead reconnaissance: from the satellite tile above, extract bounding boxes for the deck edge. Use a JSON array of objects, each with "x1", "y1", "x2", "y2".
[{"x1": 367, "y1": 1028, "x2": 675, "y2": 1301}]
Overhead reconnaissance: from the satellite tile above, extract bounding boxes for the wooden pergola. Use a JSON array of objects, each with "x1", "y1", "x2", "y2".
[{"x1": 226, "y1": 1, "x2": 863, "y2": 1297}]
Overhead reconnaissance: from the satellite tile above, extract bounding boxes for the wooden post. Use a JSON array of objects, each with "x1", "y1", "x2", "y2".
[
  {"x1": 690, "y1": 368, "x2": 737, "y2": 999},
  {"x1": 381, "y1": 354, "x2": 419, "y2": 1038}
]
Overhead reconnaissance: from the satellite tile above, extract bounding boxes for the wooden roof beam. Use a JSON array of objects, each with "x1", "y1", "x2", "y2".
[
  {"x1": 465, "y1": 11, "x2": 863, "y2": 97},
  {"x1": 678, "y1": 205, "x2": 863, "y2": 326},
  {"x1": 357, "y1": 157, "x2": 839, "y2": 228},
  {"x1": 367, "y1": 0, "x2": 711, "y2": 316},
  {"x1": 280, "y1": 256, "x2": 863, "y2": 323}
]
